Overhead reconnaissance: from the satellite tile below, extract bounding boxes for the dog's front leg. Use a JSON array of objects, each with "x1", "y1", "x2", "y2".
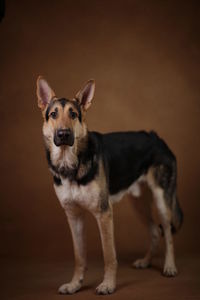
[
  {"x1": 58, "y1": 206, "x2": 87, "y2": 295},
  {"x1": 95, "y1": 207, "x2": 118, "y2": 295}
]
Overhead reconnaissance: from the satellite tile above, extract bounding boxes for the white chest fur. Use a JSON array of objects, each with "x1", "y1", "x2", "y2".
[{"x1": 54, "y1": 178, "x2": 101, "y2": 211}]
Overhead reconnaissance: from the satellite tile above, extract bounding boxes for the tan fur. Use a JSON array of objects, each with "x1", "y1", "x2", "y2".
[
  {"x1": 94, "y1": 208, "x2": 117, "y2": 294},
  {"x1": 42, "y1": 100, "x2": 88, "y2": 173},
  {"x1": 146, "y1": 168, "x2": 177, "y2": 276},
  {"x1": 58, "y1": 205, "x2": 87, "y2": 294},
  {"x1": 43, "y1": 101, "x2": 86, "y2": 142},
  {"x1": 37, "y1": 77, "x2": 179, "y2": 296}
]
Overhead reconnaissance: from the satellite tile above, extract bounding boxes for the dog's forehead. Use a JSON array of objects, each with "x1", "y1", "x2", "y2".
[
  {"x1": 49, "y1": 98, "x2": 79, "y2": 112},
  {"x1": 45, "y1": 97, "x2": 82, "y2": 122},
  {"x1": 55, "y1": 98, "x2": 77, "y2": 109}
]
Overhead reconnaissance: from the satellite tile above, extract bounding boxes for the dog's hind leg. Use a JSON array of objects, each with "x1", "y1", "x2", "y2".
[
  {"x1": 152, "y1": 187, "x2": 177, "y2": 276},
  {"x1": 58, "y1": 205, "x2": 87, "y2": 294},
  {"x1": 147, "y1": 165, "x2": 180, "y2": 277},
  {"x1": 130, "y1": 195, "x2": 160, "y2": 269}
]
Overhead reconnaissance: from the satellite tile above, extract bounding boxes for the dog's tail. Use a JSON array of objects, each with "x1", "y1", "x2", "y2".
[
  {"x1": 157, "y1": 157, "x2": 183, "y2": 236},
  {"x1": 171, "y1": 194, "x2": 183, "y2": 234},
  {"x1": 159, "y1": 194, "x2": 183, "y2": 236},
  {"x1": 170, "y1": 160, "x2": 183, "y2": 234}
]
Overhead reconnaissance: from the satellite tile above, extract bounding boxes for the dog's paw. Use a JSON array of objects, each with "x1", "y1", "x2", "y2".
[
  {"x1": 132, "y1": 258, "x2": 151, "y2": 269},
  {"x1": 95, "y1": 281, "x2": 116, "y2": 295},
  {"x1": 58, "y1": 281, "x2": 82, "y2": 294},
  {"x1": 163, "y1": 264, "x2": 178, "y2": 277}
]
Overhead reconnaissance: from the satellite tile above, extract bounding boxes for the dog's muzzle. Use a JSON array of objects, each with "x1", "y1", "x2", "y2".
[{"x1": 54, "y1": 128, "x2": 74, "y2": 147}]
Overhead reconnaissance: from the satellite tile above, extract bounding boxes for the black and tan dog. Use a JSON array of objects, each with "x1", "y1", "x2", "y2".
[{"x1": 37, "y1": 77, "x2": 183, "y2": 295}]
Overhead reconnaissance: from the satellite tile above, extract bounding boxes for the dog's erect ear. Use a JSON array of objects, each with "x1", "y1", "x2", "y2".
[
  {"x1": 75, "y1": 79, "x2": 95, "y2": 111},
  {"x1": 36, "y1": 76, "x2": 55, "y2": 110}
]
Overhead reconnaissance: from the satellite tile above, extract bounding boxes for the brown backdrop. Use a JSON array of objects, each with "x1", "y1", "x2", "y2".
[{"x1": 1, "y1": 0, "x2": 200, "y2": 265}]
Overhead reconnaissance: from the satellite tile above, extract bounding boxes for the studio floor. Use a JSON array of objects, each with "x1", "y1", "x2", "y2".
[{"x1": 1, "y1": 254, "x2": 200, "y2": 300}]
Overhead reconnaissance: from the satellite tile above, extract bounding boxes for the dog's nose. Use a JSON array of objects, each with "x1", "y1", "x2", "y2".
[{"x1": 57, "y1": 129, "x2": 71, "y2": 139}]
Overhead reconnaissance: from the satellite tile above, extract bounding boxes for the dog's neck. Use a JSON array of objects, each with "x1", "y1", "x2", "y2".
[{"x1": 52, "y1": 144, "x2": 78, "y2": 170}]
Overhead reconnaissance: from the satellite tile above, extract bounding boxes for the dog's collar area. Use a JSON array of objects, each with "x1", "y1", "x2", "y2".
[
  {"x1": 46, "y1": 147, "x2": 78, "y2": 181},
  {"x1": 45, "y1": 132, "x2": 99, "y2": 186},
  {"x1": 50, "y1": 155, "x2": 99, "y2": 186}
]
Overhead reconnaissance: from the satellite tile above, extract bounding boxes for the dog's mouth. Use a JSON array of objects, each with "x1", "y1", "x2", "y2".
[{"x1": 54, "y1": 129, "x2": 74, "y2": 147}]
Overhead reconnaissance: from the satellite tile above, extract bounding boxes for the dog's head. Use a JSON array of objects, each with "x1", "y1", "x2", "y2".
[{"x1": 37, "y1": 77, "x2": 95, "y2": 149}]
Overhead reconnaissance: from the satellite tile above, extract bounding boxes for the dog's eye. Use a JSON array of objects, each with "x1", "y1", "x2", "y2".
[
  {"x1": 69, "y1": 109, "x2": 77, "y2": 120},
  {"x1": 50, "y1": 111, "x2": 57, "y2": 119}
]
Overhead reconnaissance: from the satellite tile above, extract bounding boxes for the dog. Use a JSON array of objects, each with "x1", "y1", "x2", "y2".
[{"x1": 37, "y1": 77, "x2": 183, "y2": 295}]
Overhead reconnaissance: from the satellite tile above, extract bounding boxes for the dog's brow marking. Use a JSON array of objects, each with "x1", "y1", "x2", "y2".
[{"x1": 57, "y1": 98, "x2": 69, "y2": 108}]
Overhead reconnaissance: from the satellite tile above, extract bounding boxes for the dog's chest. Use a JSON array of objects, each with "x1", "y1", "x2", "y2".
[{"x1": 54, "y1": 178, "x2": 100, "y2": 211}]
